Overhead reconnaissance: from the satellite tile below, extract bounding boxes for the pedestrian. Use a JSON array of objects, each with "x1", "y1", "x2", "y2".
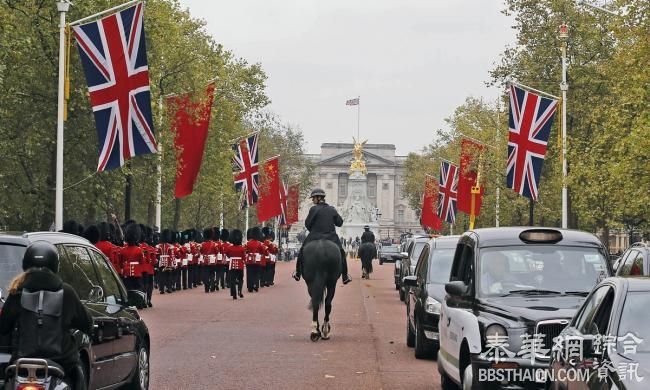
[
  {"x1": 224, "y1": 229, "x2": 245, "y2": 299},
  {"x1": 293, "y1": 188, "x2": 351, "y2": 284}
]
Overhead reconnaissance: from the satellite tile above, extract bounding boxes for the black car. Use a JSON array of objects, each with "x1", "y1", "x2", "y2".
[
  {"x1": 379, "y1": 245, "x2": 401, "y2": 265},
  {"x1": 0, "y1": 232, "x2": 150, "y2": 390},
  {"x1": 398, "y1": 236, "x2": 429, "y2": 302},
  {"x1": 403, "y1": 235, "x2": 459, "y2": 359},
  {"x1": 437, "y1": 227, "x2": 613, "y2": 390},
  {"x1": 616, "y1": 242, "x2": 650, "y2": 277},
  {"x1": 550, "y1": 277, "x2": 650, "y2": 390}
]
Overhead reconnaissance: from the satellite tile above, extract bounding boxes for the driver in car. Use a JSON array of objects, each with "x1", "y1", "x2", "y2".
[{"x1": 481, "y1": 252, "x2": 519, "y2": 295}]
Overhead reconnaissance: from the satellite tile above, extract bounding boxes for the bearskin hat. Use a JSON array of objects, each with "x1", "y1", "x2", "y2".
[
  {"x1": 262, "y1": 226, "x2": 272, "y2": 239},
  {"x1": 161, "y1": 229, "x2": 173, "y2": 244},
  {"x1": 83, "y1": 225, "x2": 100, "y2": 244},
  {"x1": 62, "y1": 220, "x2": 80, "y2": 235},
  {"x1": 270, "y1": 231, "x2": 276, "y2": 242},
  {"x1": 220, "y1": 229, "x2": 229, "y2": 242},
  {"x1": 247, "y1": 226, "x2": 263, "y2": 241},
  {"x1": 229, "y1": 229, "x2": 243, "y2": 246},
  {"x1": 203, "y1": 228, "x2": 213, "y2": 241},
  {"x1": 125, "y1": 224, "x2": 142, "y2": 245},
  {"x1": 98, "y1": 222, "x2": 111, "y2": 241}
]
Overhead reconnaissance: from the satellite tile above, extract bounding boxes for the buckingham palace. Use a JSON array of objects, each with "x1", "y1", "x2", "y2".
[{"x1": 292, "y1": 142, "x2": 421, "y2": 241}]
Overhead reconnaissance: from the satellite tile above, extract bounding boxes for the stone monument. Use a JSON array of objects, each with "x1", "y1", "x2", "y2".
[{"x1": 338, "y1": 138, "x2": 379, "y2": 240}]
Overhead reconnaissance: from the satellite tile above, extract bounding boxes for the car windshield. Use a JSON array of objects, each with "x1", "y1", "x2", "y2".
[
  {"x1": 0, "y1": 243, "x2": 26, "y2": 298},
  {"x1": 428, "y1": 248, "x2": 455, "y2": 284},
  {"x1": 383, "y1": 246, "x2": 399, "y2": 253},
  {"x1": 412, "y1": 242, "x2": 426, "y2": 260},
  {"x1": 478, "y1": 246, "x2": 608, "y2": 297},
  {"x1": 617, "y1": 292, "x2": 650, "y2": 353}
]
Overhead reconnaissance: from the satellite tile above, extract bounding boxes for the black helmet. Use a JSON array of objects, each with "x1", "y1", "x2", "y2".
[
  {"x1": 22, "y1": 241, "x2": 59, "y2": 273},
  {"x1": 364, "y1": 225, "x2": 370, "y2": 230},
  {"x1": 310, "y1": 188, "x2": 326, "y2": 198}
]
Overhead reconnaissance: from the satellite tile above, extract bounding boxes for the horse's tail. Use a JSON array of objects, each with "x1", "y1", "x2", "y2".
[{"x1": 309, "y1": 271, "x2": 326, "y2": 310}]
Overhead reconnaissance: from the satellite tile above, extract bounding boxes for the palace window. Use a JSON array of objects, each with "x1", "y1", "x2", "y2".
[
  {"x1": 367, "y1": 173, "x2": 377, "y2": 198},
  {"x1": 382, "y1": 183, "x2": 389, "y2": 190},
  {"x1": 338, "y1": 173, "x2": 348, "y2": 198},
  {"x1": 326, "y1": 182, "x2": 333, "y2": 189},
  {"x1": 397, "y1": 209, "x2": 405, "y2": 223}
]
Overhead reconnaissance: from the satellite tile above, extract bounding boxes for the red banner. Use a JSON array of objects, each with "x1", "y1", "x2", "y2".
[
  {"x1": 257, "y1": 157, "x2": 282, "y2": 222},
  {"x1": 286, "y1": 184, "x2": 300, "y2": 225},
  {"x1": 169, "y1": 83, "x2": 215, "y2": 198},
  {"x1": 421, "y1": 175, "x2": 442, "y2": 231},
  {"x1": 457, "y1": 138, "x2": 485, "y2": 216}
]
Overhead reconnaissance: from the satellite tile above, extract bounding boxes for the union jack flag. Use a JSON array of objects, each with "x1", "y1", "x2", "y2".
[
  {"x1": 438, "y1": 160, "x2": 459, "y2": 224},
  {"x1": 506, "y1": 84, "x2": 558, "y2": 200},
  {"x1": 72, "y1": 2, "x2": 157, "y2": 172},
  {"x1": 232, "y1": 132, "x2": 260, "y2": 209},
  {"x1": 278, "y1": 181, "x2": 288, "y2": 226}
]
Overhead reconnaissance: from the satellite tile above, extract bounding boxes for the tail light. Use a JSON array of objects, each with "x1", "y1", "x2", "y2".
[{"x1": 17, "y1": 385, "x2": 46, "y2": 390}]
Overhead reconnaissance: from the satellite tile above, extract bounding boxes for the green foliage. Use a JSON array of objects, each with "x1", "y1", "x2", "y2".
[{"x1": 0, "y1": 0, "x2": 311, "y2": 231}]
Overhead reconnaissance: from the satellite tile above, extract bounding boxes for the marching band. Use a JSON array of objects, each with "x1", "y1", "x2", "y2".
[{"x1": 80, "y1": 220, "x2": 281, "y2": 307}]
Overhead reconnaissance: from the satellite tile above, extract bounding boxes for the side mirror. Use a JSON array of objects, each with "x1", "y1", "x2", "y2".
[
  {"x1": 88, "y1": 285, "x2": 104, "y2": 303},
  {"x1": 445, "y1": 281, "x2": 468, "y2": 297},
  {"x1": 403, "y1": 275, "x2": 418, "y2": 287},
  {"x1": 127, "y1": 290, "x2": 147, "y2": 309},
  {"x1": 400, "y1": 252, "x2": 409, "y2": 259}
]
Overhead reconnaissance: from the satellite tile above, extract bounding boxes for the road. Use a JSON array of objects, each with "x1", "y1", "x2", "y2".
[{"x1": 141, "y1": 259, "x2": 442, "y2": 389}]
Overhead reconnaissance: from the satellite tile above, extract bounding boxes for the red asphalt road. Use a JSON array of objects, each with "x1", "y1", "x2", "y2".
[{"x1": 140, "y1": 259, "x2": 442, "y2": 389}]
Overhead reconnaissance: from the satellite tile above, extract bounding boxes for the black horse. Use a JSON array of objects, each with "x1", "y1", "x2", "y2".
[
  {"x1": 358, "y1": 242, "x2": 376, "y2": 279},
  {"x1": 302, "y1": 240, "x2": 341, "y2": 341}
]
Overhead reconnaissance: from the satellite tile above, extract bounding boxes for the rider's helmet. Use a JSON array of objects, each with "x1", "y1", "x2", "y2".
[
  {"x1": 310, "y1": 188, "x2": 326, "y2": 198},
  {"x1": 22, "y1": 241, "x2": 60, "y2": 273},
  {"x1": 364, "y1": 225, "x2": 370, "y2": 231}
]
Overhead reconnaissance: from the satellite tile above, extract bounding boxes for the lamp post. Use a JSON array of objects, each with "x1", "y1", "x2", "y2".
[
  {"x1": 55, "y1": 1, "x2": 71, "y2": 231},
  {"x1": 559, "y1": 23, "x2": 569, "y2": 229}
]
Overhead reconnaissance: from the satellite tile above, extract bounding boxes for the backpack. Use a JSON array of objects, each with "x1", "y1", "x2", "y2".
[{"x1": 17, "y1": 289, "x2": 64, "y2": 358}]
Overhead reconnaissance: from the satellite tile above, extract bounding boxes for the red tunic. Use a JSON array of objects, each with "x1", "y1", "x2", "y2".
[
  {"x1": 264, "y1": 240, "x2": 278, "y2": 263},
  {"x1": 139, "y1": 243, "x2": 156, "y2": 274},
  {"x1": 201, "y1": 241, "x2": 216, "y2": 265},
  {"x1": 95, "y1": 241, "x2": 121, "y2": 273},
  {"x1": 245, "y1": 240, "x2": 267, "y2": 266},
  {"x1": 157, "y1": 243, "x2": 175, "y2": 269},
  {"x1": 119, "y1": 245, "x2": 144, "y2": 278},
  {"x1": 225, "y1": 245, "x2": 246, "y2": 270}
]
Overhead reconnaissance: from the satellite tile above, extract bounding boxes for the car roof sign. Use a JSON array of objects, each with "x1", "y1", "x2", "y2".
[{"x1": 519, "y1": 229, "x2": 563, "y2": 244}]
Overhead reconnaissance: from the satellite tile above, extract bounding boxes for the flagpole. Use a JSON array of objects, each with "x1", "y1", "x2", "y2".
[
  {"x1": 357, "y1": 96, "x2": 360, "y2": 139},
  {"x1": 559, "y1": 24, "x2": 569, "y2": 229},
  {"x1": 155, "y1": 95, "x2": 163, "y2": 232},
  {"x1": 69, "y1": 0, "x2": 140, "y2": 26},
  {"x1": 55, "y1": 1, "x2": 70, "y2": 231},
  {"x1": 495, "y1": 98, "x2": 501, "y2": 228},
  {"x1": 245, "y1": 207, "x2": 250, "y2": 233}
]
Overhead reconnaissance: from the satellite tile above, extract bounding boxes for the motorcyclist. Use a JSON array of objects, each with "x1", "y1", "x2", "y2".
[
  {"x1": 0, "y1": 241, "x2": 93, "y2": 390},
  {"x1": 293, "y1": 188, "x2": 351, "y2": 284}
]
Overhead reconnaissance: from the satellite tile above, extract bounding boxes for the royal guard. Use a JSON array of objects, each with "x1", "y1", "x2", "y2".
[
  {"x1": 219, "y1": 228, "x2": 230, "y2": 289},
  {"x1": 96, "y1": 222, "x2": 121, "y2": 274},
  {"x1": 201, "y1": 228, "x2": 217, "y2": 293},
  {"x1": 262, "y1": 227, "x2": 278, "y2": 287},
  {"x1": 245, "y1": 227, "x2": 267, "y2": 293},
  {"x1": 139, "y1": 225, "x2": 156, "y2": 308},
  {"x1": 172, "y1": 231, "x2": 182, "y2": 291},
  {"x1": 119, "y1": 224, "x2": 144, "y2": 293},
  {"x1": 157, "y1": 229, "x2": 175, "y2": 294},
  {"x1": 179, "y1": 230, "x2": 191, "y2": 290},
  {"x1": 224, "y1": 229, "x2": 245, "y2": 299}
]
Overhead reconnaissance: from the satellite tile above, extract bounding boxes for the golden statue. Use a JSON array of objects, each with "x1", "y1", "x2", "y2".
[{"x1": 349, "y1": 137, "x2": 368, "y2": 175}]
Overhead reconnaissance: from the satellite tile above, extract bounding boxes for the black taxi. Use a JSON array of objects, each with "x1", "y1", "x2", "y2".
[{"x1": 437, "y1": 227, "x2": 612, "y2": 390}]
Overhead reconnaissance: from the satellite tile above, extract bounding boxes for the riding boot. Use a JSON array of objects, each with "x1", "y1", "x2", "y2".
[
  {"x1": 293, "y1": 247, "x2": 304, "y2": 280},
  {"x1": 340, "y1": 248, "x2": 351, "y2": 284}
]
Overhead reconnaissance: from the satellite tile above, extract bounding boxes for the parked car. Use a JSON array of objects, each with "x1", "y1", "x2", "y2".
[
  {"x1": 438, "y1": 227, "x2": 613, "y2": 390},
  {"x1": 398, "y1": 236, "x2": 429, "y2": 302},
  {"x1": 550, "y1": 277, "x2": 650, "y2": 390},
  {"x1": 616, "y1": 242, "x2": 650, "y2": 277},
  {"x1": 379, "y1": 245, "x2": 401, "y2": 265},
  {"x1": 403, "y1": 235, "x2": 459, "y2": 359},
  {"x1": 0, "y1": 232, "x2": 150, "y2": 390}
]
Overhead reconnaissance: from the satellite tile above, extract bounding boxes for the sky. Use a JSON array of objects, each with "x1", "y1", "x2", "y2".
[{"x1": 178, "y1": 0, "x2": 516, "y2": 155}]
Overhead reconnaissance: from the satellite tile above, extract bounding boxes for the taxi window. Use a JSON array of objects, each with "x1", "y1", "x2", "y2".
[{"x1": 478, "y1": 246, "x2": 608, "y2": 297}]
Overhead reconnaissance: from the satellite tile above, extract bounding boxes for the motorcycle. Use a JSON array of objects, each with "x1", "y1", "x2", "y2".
[{"x1": 4, "y1": 358, "x2": 71, "y2": 390}]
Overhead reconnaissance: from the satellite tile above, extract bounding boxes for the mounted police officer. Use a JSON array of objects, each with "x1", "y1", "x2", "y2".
[
  {"x1": 361, "y1": 225, "x2": 375, "y2": 244},
  {"x1": 293, "y1": 188, "x2": 351, "y2": 284}
]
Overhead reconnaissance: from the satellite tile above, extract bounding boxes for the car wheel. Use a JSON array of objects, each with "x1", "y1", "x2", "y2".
[
  {"x1": 414, "y1": 317, "x2": 431, "y2": 359},
  {"x1": 379, "y1": 259, "x2": 383, "y2": 265},
  {"x1": 440, "y1": 370, "x2": 457, "y2": 390},
  {"x1": 399, "y1": 287, "x2": 406, "y2": 302},
  {"x1": 406, "y1": 314, "x2": 415, "y2": 348},
  {"x1": 395, "y1": 283, "x2": 399, "y2": 291},
  {"x1": 127, "y1": 344, "x2": 150, "y2": 390},
  {"x1": 462, "y1": 362, "x2": 484, "y2": 390}
]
